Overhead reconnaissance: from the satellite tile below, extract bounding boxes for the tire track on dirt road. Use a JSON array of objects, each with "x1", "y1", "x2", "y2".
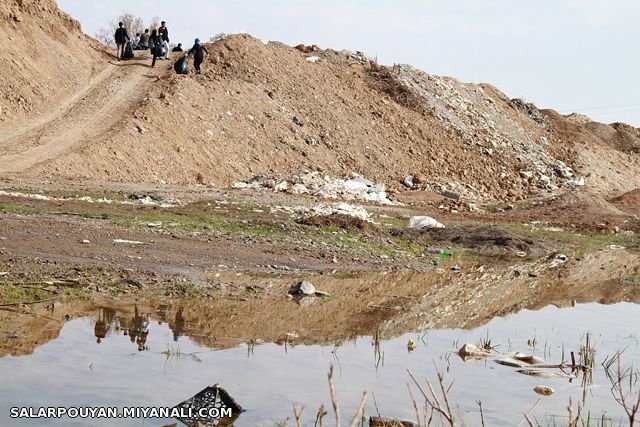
[{"x1": 0, "y1": 57, "x2": 163, "y2": 175}]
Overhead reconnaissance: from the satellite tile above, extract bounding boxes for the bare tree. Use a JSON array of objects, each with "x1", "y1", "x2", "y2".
[
  {"x1": 94, "y1": 12, "x2": 152, "y2": 47},
  {"x1": 149, "y1": 15, "x2": 160, "y2": 32}
]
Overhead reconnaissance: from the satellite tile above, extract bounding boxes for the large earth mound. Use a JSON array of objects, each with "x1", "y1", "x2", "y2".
[
  {"x1": 37, "y1": 33, "x2": 640, "y2": 201},
  {"x1": 0, "y1": 0, "x2": 638, "y2": 203}
]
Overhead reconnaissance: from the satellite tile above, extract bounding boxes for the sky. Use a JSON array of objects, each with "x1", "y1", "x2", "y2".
[{"x1": 57, "y1": 0, "x2": 640, "y2": 127}]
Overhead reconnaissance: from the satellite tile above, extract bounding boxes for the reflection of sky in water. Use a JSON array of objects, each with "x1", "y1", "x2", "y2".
[{"x1": 1, "y1": 303, "x2": 639, "y2": 426}]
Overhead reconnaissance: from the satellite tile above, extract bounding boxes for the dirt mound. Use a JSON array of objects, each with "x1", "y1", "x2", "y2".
[
  {"x1": 0, "y1": 0, "x2": 106, "y2": 132},
  {"x1": 610, "y1": 189, "x2": 640, "y2": 214},
  {"x1": 299, "y1": 214, "x2": 382, "y2": 237},
  {"x1": 393, "y1": 225, "x2": 548, "y2": 256},
  {"x1": 0, "y1": 14, "x2": 636, "y2": 204}
]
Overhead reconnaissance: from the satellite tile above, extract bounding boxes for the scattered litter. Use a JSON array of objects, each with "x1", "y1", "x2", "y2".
[
  {"x1": 0, "y1": 272, "x2": 8, "y2": 276},
  {"x1": 113, "y1": 239, "x2": 145, "y2": 245},
  {"x1": 292, "y1": 116, "x2": 304, "y2": 126},
  {"x1": 402, "y1": 176, "x2": 414, "y2": 188},
  {"x1": 79, "y1": 239, "x2": 90, "y2": 244},
  {"x1": 407, "y1": 339, "x2": 416, "y2": 352},
  {"x1": 306, "y1": 56, "x2": 320, "y2": 63},
  {"x1": 515, "y1": 251, "x2": 527, "y2": 258},
  {"x1": 233, "y1": 171, "x2": 394, "y2": 205},
  {"x1": 275, "y1": 203, "x2": 371, "y2": 221},
  {"x1": 534, "y1": 386, "x2": 555, "y2": 396},
  {"x1": 567, "y1": 177, "x2": 585, "y2": 187},
  {"x1": 609, "y1": 245, "x2": 626, "y2": 250},
  {"x1": 0, "y1": 191, "x2": 180, "y2": 208},
  {"x1": 145, "y1": 221, "x2": 163, "y2": 228},
  {"x1": 409, "y1": 216, "x2": 445, "y2": 229}
]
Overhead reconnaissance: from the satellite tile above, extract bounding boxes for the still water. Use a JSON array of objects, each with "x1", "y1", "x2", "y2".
[{"x1": 1, "y1": 302, "x2": 639, "y2": 426}]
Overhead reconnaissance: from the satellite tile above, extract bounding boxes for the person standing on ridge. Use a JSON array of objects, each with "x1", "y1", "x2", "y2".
[
  {"x1": 150, "y1": 29, "x2": 163, "y2": 68},
  {"x1": 139, "y1": 29, "x2": 150, "y2": 50},
  {"x1": 159, "y1": 21, "x2": 170, "y2": 59},
  {"x1": 187, "y1": 38, "x2": 208, "y2": 74},
  {"x1": 114, "y1": 22, "x2": 130, "y2": 60}
]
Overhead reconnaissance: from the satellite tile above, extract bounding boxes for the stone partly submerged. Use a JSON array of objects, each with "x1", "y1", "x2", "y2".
[{"x1": 458, "y1": 343, "x2": 492, "y2": 359}]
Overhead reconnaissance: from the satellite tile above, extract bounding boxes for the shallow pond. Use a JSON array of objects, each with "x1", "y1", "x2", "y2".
[
  {"x1": 1, "y1": 302, "x2": 639, "y2": 426},
  {"x1": 0, "y1": 303, "x2": 640, "y2": 426}
]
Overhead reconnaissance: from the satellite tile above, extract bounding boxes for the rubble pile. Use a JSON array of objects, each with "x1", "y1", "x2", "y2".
[
  {"x1": 393, "y1": 65, "x2": 584, "y2": 196},
  {"x1": 233, "y1": 172, "x2": 393, "y2": 205}
]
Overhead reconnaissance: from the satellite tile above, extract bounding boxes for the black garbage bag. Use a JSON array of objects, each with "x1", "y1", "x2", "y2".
[
  {"x1": 123, "y1": 41, "x2": 134, "y2": 59},
  {"x1": 174, "y1": 56, "x2": 189, "y2": 75}
]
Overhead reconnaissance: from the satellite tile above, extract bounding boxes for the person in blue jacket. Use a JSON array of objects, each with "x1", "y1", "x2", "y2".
[{"x1": 187, "y1": 38, "x2": 209, "y2": 74}]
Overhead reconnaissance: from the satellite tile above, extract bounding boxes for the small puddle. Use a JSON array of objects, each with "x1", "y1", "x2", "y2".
[{"x1": 1, "y1": 301, "x2": 639, "y2": 426}]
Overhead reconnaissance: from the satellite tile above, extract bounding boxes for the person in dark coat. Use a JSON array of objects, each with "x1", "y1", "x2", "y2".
[
  {"x1": 114, "y1": 22, "x2": 130, "y2": 60},
  {"x1": 150, "y1": 29, "x2": 163, "y2": 68},
  {"x1": 187, "y1": 38, "x2": 208, "y2": 74},
  {"x1": 171, "y1": 43, "x2": 183, "y2": 52}
]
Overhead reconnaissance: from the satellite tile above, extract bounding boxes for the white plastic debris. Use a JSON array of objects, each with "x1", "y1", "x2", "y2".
[
  {"x1": 409, "y1": 216, "x2": 445, "y2": 229},
  {"x1": 113, "y1": 239, "x2": 145, "y2": 245},
  {"x1": 567, "y1": 177, "x2": 585, "y2": 187},
  {"x1": 232, "y1": 172, "x2": 393, "y2": 205},
  {"x1": 291, "y1": 184, "x2": 309, "y2": 194},
  {"x1": 306, "y1": 56, "x2": 320, "y2": 63}
]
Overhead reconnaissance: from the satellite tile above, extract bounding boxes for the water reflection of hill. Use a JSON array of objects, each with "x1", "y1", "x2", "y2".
[{"x1": 2, "y1": 249, "x2": 638, "y2": 357}]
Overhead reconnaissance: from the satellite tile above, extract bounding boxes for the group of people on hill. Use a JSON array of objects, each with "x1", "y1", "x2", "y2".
[{"x1": 114, "y1": 20, "x2": 209, "y2": 73}]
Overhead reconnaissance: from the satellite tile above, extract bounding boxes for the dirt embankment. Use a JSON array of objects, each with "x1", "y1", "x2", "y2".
[{"x1": 0, "y1": 0, "x2": 107, "y2": 132}]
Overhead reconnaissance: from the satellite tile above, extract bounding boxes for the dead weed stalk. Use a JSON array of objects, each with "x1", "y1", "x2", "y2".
[
  {"x1": 407, "y1": 368, "x2": 456, "y2": 426},
  {"x1": 603, "y1": 351, "x2": 640, "y2": 425}
]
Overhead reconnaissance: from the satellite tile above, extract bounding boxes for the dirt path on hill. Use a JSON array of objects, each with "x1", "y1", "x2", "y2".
[{"x1": 0, "y1": 54, "x2": 167, "y2": 175}]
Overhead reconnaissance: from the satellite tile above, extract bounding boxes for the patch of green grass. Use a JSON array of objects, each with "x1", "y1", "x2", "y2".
[
  {"x1": 505, "y1": 223, "x2": 635, "y2": 249},
  {"x1": 111, "y1": 209, "x2": 287, "y2": 238},
  {"x1": 244, "y1": 78, "x2": 254, "y2": 84},
  {"x1": 0, "y1": 203, "x2": 40, "y2": 214},
  {"x1": 0, "y1": 284, "x2": 52, "y2": 304},
  {"x1": 172, "y1": 281, "x2": 200, "y2": 297}
]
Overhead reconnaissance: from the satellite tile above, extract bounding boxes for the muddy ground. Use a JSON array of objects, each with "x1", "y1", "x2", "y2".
[{"x1": 1, "y1": 178, "x2": 639, "y2": 358}]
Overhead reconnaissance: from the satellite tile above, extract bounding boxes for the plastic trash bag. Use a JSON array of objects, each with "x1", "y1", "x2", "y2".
[
  {"x1": 409, "y1": 216, "x2": 445, "y2": 229},
  {"x1": 174, "y1": 56, "x2": 189, "y2": 75}
]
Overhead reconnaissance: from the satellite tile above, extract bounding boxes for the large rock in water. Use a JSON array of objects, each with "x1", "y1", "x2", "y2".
[{"x1": 288, "y1": 280, "x2": 316, "y2": 296}]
